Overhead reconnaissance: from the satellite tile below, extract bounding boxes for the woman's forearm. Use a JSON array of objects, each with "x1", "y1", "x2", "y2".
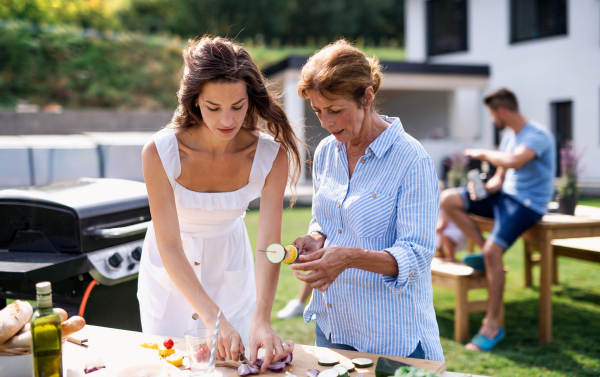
[
  {"x1": 253, "y1": 257, "x2": 280, "y2": 325},
  {"x1": 347, "y1": 247, "x2": 399, "y2": 276}
]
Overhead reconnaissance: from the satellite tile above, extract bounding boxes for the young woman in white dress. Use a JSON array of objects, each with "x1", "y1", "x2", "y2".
[{"x1": 137, "y1": 36, "x2": 301, "y2": 369}]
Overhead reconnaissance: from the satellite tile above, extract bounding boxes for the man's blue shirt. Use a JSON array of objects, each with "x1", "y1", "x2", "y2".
[{"x1": 500, "y1": 122, "x2": 556, "y2": 215}]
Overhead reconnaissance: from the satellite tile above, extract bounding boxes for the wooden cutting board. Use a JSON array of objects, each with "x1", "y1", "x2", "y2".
[
  {"x1": 223, "y1": 344, "x2": 446, "y2": 377},
  {"x1": 62, "y1": 326, "x2": 445, "y2": 376}
]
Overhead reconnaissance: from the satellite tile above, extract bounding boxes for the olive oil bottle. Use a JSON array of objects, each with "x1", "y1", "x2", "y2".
[{"x1": 31, "y1": 281, "x2": 62, "y2": 377}]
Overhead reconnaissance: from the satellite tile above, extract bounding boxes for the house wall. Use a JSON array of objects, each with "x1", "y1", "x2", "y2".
[
  {"x1": 405, "y1": 0, "x2": 600, "y2": 181},
  {"x1": 378, "y1": 90, "x2": 451, "y2": 140}
]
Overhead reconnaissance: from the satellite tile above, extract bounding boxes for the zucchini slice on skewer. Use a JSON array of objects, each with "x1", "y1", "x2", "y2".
[{"x1": 265, "y1": 243, "x2": 286, "y2": 264}]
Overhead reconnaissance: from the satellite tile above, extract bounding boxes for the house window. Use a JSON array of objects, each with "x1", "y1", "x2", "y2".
[
  {"x1": 426, "y1": 0, "x2": 468, "y2": 56},
  {"x1": 510, "y1": 0, "x2": 567, "y2": 44}
]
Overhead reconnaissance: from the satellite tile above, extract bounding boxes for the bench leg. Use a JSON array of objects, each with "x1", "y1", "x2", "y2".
[
  {"x1": 524, "y1": 241, "x2": 533, "y2": 287},
  {"x1": 455, "y1": 278, "x2": 470, "y2": 343},
  {"x1": 466, "y1": 239, "x2": 475, "y2": 254},
  {"x1": 553, "y1": 254, "x2": 559, "y2": 285},
  {"x1": 539, "y1": 235, "x2": 554, "y2": 344}
]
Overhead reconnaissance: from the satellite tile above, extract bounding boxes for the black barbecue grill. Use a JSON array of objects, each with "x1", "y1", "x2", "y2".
[{"x1": 0, "y1": 178, "x2": 150, "y2": 331}]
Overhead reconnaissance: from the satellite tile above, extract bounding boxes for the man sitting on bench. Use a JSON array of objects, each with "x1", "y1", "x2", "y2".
[{"x1": 441, "y1": 88, "x2": 556, "y2": 351}]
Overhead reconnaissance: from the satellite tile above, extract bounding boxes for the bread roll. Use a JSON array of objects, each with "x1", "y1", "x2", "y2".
[
  {"x1": 0, "y1": 300, "x2": 33, "y2": 344},
  {"x1": 61, "y1": 316, "x2": 86, "y2": 339}
]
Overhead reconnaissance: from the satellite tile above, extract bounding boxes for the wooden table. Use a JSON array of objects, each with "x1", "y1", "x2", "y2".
[
  {"x1": 2, "y1": 325, "x2": 496, "y2": 376},
  {"x1": 469, "y1": 205, "x2": 600, "y2": 343},
  {"x1": 56, "y1": 325, "x2": 449, "y2": 376}
]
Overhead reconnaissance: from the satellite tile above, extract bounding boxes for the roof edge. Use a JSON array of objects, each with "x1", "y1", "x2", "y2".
[{"x1": 263, "y1": 55, "x2": 490, "y2": 77}]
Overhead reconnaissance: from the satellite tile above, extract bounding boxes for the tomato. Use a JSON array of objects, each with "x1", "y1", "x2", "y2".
[{"x1": 163, "y1": 338, "x2": 174, "y2": 350}]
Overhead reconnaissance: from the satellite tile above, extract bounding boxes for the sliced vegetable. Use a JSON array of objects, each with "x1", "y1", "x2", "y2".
[
  {"x1": 282, "y1": 245, "x2": 299, "y2": 264},
  {"x1": 266, "y1": 243, "x2": 286, "y2": 264},
  {"x1": 238, "y1": 364, "x2": 260, "y2": 376},
  {"x1": 307, "y1": 369, "x2": 321, "y2": 377},
  {"x1": 340, "y1": 362, "x2": 355, "y2": 372},
  {"x1": 84, "y1": 366, "x2": 106, "y2": 374},
  {"x1": 282, "y1": 352, "x2": 294, "y2": 364},
  {"x1": 267, "y1": 361, "x2": 287, "y2": 372},
  {"x1": 285, "y1": 372, "x2": 298, "y2": 377},
  {"x1": 318, "y1": 358, "x2": 339, "y2": 366},
  {"x1": 351, "y1": 358, "x2": 373, "y2": 368},
  {"x1": 333, "y1": 365, "x2": 349, "y2": 377},
  {"x1": 255, "y1": 359, "x2": 264, "y2": 367},
  {"x1": 318, "y1": 369, "x2": 340, "y2": 377},
  {"x1": 239, "y1": 364, "x2": 252, "y2": 376}
]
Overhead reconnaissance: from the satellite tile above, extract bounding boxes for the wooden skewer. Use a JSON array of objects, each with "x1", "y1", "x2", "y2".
[{"x1": 257, "y1": 250, "x2": 275, "y2": 253}]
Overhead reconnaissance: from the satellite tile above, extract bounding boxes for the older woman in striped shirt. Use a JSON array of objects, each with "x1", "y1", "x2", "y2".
[{"x1": 291, "y1": 40, "x2": 444, "y2": 362}]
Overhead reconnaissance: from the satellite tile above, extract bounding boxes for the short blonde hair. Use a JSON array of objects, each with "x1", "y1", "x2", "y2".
[{"x1": 297, "y1": 39, "x2": 383, "y2": 108}]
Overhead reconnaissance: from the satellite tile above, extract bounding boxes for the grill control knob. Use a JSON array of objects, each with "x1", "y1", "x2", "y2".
[
  {"x1": 107, "y1": 253, "x2": 123, "y2": 270},
  {"x1": 130, "y1": 247, "x2": 142, "y2": 262}
]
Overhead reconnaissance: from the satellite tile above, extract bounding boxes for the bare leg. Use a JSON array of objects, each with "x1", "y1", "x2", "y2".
[
  {"x1": 441, "y1": 189, "x2": 485, "y2": 249},
  {"x1": 466, "y1": 240, "x2": 505, "y2": 350},
  {"x1": 296, "y1": 282, "x2": 312, "y2": 304},
  {"x1": 441, "y1": 235, "x2": 459, "y2": 262}
]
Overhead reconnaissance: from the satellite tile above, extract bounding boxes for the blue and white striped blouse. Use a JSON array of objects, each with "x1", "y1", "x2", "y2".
[{"x1": 304, "y1": 116, "x2": 444, "y2": 362}]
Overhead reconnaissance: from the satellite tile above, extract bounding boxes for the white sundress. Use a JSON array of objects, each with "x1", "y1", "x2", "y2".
[{"x1": 137, "y1": 128, "x2": 280, "y2": 346}]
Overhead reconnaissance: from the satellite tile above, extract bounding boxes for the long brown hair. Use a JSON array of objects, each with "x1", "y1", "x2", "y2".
[{"x1": 170, "y1": 35, "x2": 302, "y2": 203}]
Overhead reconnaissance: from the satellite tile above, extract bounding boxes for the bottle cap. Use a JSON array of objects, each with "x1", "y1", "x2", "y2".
[{"x1": 36, "y1": 281, "x2": 52, "y2": 295}]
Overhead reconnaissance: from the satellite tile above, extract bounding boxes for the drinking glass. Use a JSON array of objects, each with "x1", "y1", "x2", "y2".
[{"x1": 185, "y1": 327, "x2": 217, "y2": 374}]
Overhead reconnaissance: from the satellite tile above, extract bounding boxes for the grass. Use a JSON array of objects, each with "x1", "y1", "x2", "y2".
[
  {"x1": 245, "y1": 46, "x2": 405, "y2": 69},
  {"x1": 243, "y1": 199, "x2": 600, "y2": 377}
]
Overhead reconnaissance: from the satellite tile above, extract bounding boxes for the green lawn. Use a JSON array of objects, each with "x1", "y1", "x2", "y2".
[
  {"x1": 243, "y1": 200, "x2": 600, "y2": 377},
  {"x1": 245, "y1": 46, "x2": 405, "y2": 69}
]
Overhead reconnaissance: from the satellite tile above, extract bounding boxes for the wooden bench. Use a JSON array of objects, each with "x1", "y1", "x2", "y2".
[
  {"x1": 524, "y1": 237, "x2": 600, "y2": 284},
  {"x1": 431, "y1": 258, "x2": 505, "y2": 343}
]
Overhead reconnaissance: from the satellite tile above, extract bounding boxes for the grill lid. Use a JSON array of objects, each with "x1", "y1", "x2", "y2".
[
  {"x1": 0, "y1": 178, "x2": 150, "y2": 254},
  {"x1": 0, "y1": 178, "x2": 148, "y2": 219}
]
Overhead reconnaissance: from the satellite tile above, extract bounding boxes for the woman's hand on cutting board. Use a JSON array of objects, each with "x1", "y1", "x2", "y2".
[
  {"x1": 216, "y1": 316, "x2": 244, "y2": 362},
  {"x1": 249, "y1": 322, "x2": 294, "y2": 372}
]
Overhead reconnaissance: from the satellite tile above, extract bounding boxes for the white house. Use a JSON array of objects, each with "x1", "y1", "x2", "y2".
[
  {"x1": 269, "y1": 0, "x2": 600, "y2": 193},
  {"x1": 266, "y1": 58, "x2": 491, "y2": 185},
  {"x1": 406, "y1": 0, "x2": 600, "y2": 191}
]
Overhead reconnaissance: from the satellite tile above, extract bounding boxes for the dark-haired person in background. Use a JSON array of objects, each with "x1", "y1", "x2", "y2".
[{"x1": 441, "y1": 88, "x2": 556, "y2": 351}]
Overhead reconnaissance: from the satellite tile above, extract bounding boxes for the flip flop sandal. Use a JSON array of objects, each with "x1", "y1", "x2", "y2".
[
  {"x1": 463, "y1": 253, "x2": 485, "y2": 271},
  {"x1": 468, "y1": 327, "x2": 505, "y2": 351}
]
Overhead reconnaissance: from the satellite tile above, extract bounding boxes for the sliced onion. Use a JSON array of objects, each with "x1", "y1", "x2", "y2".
[
  {"x1": 255, "y1": 359, "x2": 264, "y2": 367},
  {"x1": 307, "y1": 369, "x2": 320, "y2": 377},
  {"x1": 267, "y1": 361, "x2": 287, "y2": 372},
  {"x1": 84, "y1": 366, "x2": 106, "y2": 374},
  {"x1": 285, "y1": 372, "x2": 298, "y2": 377},
  {"x1": 356, "y1": 374, "x2": 364, "y2": 377},
  {"x1": 238, "y1": 364, "x2": 252, "y2": 376},
  {"x1": 249, "y1": 365, "x2": 260, "y2": 374},
  {"x1": 282, "y1": 352, "x2": 294, "y2": 364}
]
